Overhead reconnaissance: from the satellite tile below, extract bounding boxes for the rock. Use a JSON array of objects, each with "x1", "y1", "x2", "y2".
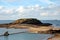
[
  {"x1": 41, "y1": 23, "x2": 52, "y2": 26},
  {"x1": 28, "y1": 26, "x2": 60, "y2": 34},
  {"x1": 48, "y1": 34, "x2": 60, "y2": 40},
  {"x1": 12, "y1": 18, "x2": 42, "y2": 25},
  {"x1": 28, "y1": 26, "x2": 53, "y2": 34},
  {"x1": 48, "y1": 30, "x2": 60, "y2": 34},
  {"x1": 9, "y1": 24, "x2": 30, "y2": 29},
  {"x1": 4, "y1": 31, "x2": 9, "y2": 36},
  {"x1": 0, "y1": 18, "x2": 52, "y2": 28}
]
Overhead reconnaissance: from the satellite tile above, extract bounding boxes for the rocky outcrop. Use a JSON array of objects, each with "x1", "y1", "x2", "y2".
[
  {"x1": 28, "y1": 26, "x2": 53, "y2": 34},
  {"x1": 0, "y1": 18, "x2": 52, "y2": 28},
  {"x1": 12, "y1": 18, "x2": 52, "y2": 26},
  {"x1": 20, "y1": 18, "x2": 42, "y2": 25},
  {"x1": 4, "y1": 31, "x2": 9, "y2": 36},
  {"x1": 9, "y1": 24, "x2": 38, "y2": 29},
  {"x1": 10, "y1": 18, "x2": 43, "y2": 25},
  {"x1": 28, "y1": 26, "x2": 60, "y2": 34},
  {"x1": 48, "y1": 34, "x2": 60, "y2": 40},
  {"x1": 48, "y1": 30, "x2": 60, "y2": 34}
]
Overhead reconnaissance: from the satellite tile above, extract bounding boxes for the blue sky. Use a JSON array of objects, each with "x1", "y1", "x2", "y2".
[{"x1": 0, "y1": 0, "x2": 60, "y2": 20}]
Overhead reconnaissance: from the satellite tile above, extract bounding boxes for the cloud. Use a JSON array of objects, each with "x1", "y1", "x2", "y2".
[
  {"x1": 0, "y1": 8, "x2": 15, "y2": 14},
  {"x1": 1, "y1": 0, "x2": 20, "y2": 3},
  {"x1": 38, "y1": 0, "x2": 54, "y2": 4},
  {"x1": 0, "y1": 4, "x2": 60, "y2": 20},
  {"x1": 5, "y1": 0, "x2": 17, "y2": 2},
  {"x1": 0, "y1": 6, "x2": 4, "y2": 10},
  {"x1": 40, "y1": 13, "x2": 48, "y2": 16},
  {"x1": 16, "y1": 6, "x2": 25, "y2": 13}
]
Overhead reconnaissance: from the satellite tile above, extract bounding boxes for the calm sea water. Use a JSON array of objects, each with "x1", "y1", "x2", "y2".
[
  {"x1": 0, "y1": 28, "x2": 52, "y2": 40},
  {"x1": 0, "y1": 20, "x2": 60, "y2": 40}
]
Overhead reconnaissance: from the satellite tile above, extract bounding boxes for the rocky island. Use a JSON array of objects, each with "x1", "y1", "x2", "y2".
[
  {"x1": 0, "y1": 18, "x2": 60, "y2": 34},
  {"x1": 0, "y1": 18, "x2": 52, "y2": 28}
]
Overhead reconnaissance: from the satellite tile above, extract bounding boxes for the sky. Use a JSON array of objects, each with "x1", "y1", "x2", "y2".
[{"x1": 0, "y1": 0, "x2": 60, "y2": 20}]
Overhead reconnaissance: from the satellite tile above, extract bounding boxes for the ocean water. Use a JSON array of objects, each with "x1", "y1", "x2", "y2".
[
  {"x1": 0, "y1": 28, "x2": 52, "y2": 40},
  {"x1": 0, "y1": 20, "x2": 60, "y2": 40},
  {"x1": 0, "y1": 33, "x2": 52, "y2": 40}
]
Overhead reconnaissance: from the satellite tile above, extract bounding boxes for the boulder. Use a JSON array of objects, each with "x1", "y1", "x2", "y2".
[{"x1": 4, "y1": 31, "x2": 9, "y2": 36}]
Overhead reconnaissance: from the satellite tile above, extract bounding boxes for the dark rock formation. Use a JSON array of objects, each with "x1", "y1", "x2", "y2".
[
  {"x1": 48, "y1": 34, "x2": 60, "y2": 40},
  {"x1": 48, "y1": 30, "x2": 60, "y2": 34},
  {"x1": 18, "y1": 18, "x2": 52, "y2": 26},
  {"x1": 20, "y1": 18, "x2": 42, "y2": 25},
  {"x1": 4, "y1": 31, "x2": 9, "y2": 36},
  {"x1": 40, "y1": 23, "x2": 52, "y2": 26}
]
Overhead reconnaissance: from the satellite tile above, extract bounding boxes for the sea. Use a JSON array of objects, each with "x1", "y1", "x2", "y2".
[{"x1": 0, "y1": 20, "x2": 60, "y2": 40}]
